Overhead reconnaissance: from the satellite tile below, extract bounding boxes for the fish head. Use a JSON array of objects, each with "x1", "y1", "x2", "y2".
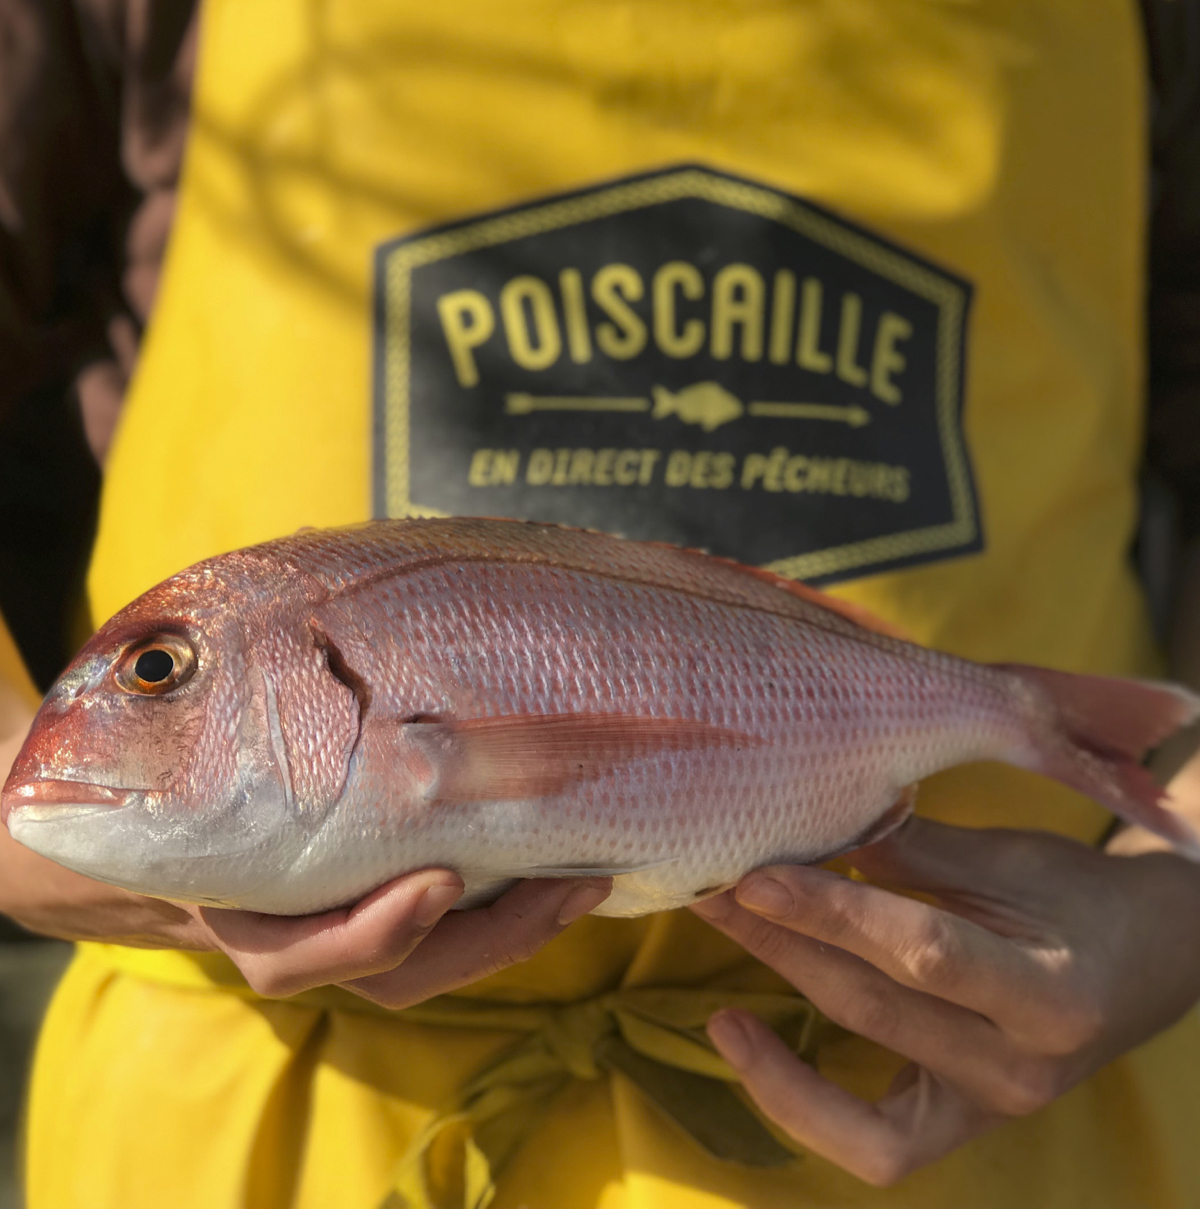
[{"x1": 1, "y1": 553, "x2": 361, "y2": 906}]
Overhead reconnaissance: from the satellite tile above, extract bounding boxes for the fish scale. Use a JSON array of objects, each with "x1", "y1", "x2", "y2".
[
  {"x1": 4, "y1": 518, "x2": 1200, "y2": 915},
  {"x1": 282, "y1": 560, "x2": 1033, "y2": 914}
]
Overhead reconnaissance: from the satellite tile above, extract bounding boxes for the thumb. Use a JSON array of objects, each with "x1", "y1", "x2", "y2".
[{"x1": 849, "y1": 815, "x2": 1088, "y2": 901}]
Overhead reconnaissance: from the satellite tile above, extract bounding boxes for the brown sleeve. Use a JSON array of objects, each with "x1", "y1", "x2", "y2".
[
  {"x1": 0, "y1": 0, "x2": 194, "y2": 689},
  {"x1": 0, "y1": 0, "x2": 131, "y2": 424},
  {"x1": 1142, "y1": 0, "x2": 1200, "y2": 542},
  {"x1": 0, "y1": 0, "x2": 126, "y2": 689}
]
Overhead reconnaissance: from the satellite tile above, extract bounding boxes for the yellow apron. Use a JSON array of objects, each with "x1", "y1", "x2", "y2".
[
  {"x1": 0, "y1": 611, "x2": 39, "y2": 736},
  {"x1": 25, "y1": 0, "x2": 1200, "y2": 1206}
]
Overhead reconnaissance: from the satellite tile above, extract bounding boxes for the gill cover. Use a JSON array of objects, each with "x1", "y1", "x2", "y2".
[{"x1": 257, "y1": 621, "x2": 362, "y2": 817}]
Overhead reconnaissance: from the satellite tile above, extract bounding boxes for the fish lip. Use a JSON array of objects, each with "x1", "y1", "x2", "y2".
[{"x1": 1, "y1": 779, "x2": 137, "y2": 825}]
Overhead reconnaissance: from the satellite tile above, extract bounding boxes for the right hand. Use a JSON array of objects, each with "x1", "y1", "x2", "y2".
[
  {"x1": 179, "y1": 872, "x2": 612, "y2": 1009},
  {"x1": 0, "y1": 705, "x2": 611, "y2": 1008}
]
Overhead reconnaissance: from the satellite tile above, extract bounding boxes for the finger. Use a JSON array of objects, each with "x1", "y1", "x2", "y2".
[
  {"x1": 851, "y1": 816, "x2": 1089, "y2": 909},
  {"x1": 854, "y1": 817, "x2": 1113, "y2": 943},
  {"x1": 694, "y1": 866, "x2": 1056, "y2": 1034},
  {"x1": 692, "y1": 895, "x2": 1059, "y2": 1117},
  {"x1": 708, "y1": 1008, "x2": 998, "y2": 1186},
  {"x1": 200, "y1": 868, "x2": 465, "y2": 998},
  {"x1": 342, "y1": 875, "x2": 611, "y2": 1009}
]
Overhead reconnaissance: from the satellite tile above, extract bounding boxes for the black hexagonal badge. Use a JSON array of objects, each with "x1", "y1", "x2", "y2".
[{"x1": 373, "y1": 164, "x2": 980, "y2": 583}]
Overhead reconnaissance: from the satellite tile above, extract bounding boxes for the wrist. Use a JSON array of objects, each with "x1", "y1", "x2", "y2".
[{"x1": 0, "y1": 823, "x2": 210, "y2": 948}]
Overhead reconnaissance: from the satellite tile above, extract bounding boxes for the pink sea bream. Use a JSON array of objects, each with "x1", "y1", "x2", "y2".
[{"x1": 3, "y1": 519, "x2": 1198, "y2": 916}]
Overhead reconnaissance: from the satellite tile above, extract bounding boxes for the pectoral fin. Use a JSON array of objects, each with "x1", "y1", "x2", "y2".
[{"x1": 403, "y1": 712, "x2": 757, "y2": 804}]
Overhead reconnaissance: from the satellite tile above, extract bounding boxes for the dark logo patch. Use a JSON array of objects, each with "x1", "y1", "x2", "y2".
[{"x1": 373, "y1": 164, "x2": 980, "y2": 582}]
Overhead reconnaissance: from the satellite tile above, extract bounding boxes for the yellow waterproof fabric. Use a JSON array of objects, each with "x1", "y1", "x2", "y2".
[
  {"x1": 48, "y1": 945, "x2": 841, "y2": 1204},
  {"x1": 0, "y1": 608, "x2": 39, "y2": 805},
  {"x1": 29, "y1": 939, "x2": 1200, "y2": 1208},
  {"x1": 0, "y1": 610, "x2": 40, "y2": 719},
  {"x1": 24, "y1": 0, "x2": 1200, "y2": 1206}
]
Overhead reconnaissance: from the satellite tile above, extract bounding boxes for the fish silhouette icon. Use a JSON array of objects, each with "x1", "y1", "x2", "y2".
[{"x1": 651, "y1": 382, "x2": 744, "y2": 431}]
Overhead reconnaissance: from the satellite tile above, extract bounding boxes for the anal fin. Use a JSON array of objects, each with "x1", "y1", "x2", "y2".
[
  {"x1": 517, "y1": 858, "x2": 676, "y2": 878},
  {"x1": 818, "y1": 784, "x2": 918, "y2": 863},
  {"x1": 853, "y1": 784, "x2": 918, "y2": 849}
]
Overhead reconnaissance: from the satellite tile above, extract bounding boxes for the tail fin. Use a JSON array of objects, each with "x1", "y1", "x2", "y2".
[
  {"x1": 999, "y1": 664, "x2": 1200, "y2": 858},
  {"x1": 651, "y1": 386, "x2": 673, "y2": 420}
]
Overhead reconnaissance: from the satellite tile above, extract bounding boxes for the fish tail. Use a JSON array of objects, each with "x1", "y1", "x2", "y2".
[
  {"x1": 999, "y1": 663, "x2": 1200, "y2": 857},
  {"x1": 651, "y1": 386, "x2": 674, "y2": 419}
]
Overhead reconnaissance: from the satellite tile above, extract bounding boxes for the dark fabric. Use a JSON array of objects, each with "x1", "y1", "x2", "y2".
[
  {"x1": 1144, "y1": 0, "x2": 1200, "y2": 543},
  {"x1": 0, "y1": 0, "x2": 194, "y2": 687}
]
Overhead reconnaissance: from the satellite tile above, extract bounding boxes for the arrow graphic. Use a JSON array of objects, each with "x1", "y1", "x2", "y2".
[
  {"x1": 505, "y1": 393, "x2": 650, "y2": 415},
  {"x1": 747, "y1": 402, "x2": 871, "y2": 427},
  {"x1": 503, "y1": 392, "x2": 871, "y2": 428}
]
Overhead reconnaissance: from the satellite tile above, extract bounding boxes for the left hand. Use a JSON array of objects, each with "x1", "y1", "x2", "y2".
[
  {"x1": 691, "y1": 816, "x2": 1200, "y2": 1186},
  {"x1": 0, "y1": 703, "x2": 613, "y2": 998}
]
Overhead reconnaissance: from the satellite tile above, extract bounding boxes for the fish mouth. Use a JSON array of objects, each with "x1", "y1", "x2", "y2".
[{"x1": 1, "y1": 780, "x2": 137, "y2": 826}]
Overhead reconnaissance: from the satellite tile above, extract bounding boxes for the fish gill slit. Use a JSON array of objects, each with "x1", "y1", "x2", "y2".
[
  {"x1": 312, "y1": 625, "x2": 373, "y2": 720},
  {"x1": 259, "y1": 668, "x2": 295, "y2": 813}
]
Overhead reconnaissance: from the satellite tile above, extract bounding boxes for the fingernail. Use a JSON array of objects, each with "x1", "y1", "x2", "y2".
[
  {"x1": 557, "y1": 882, "x2": 610, "y2": 926},
  {"x1": 736, "y1": 874, "x2": 793, "y2": 918},
  {"x1": 707, "y1": 1010, "x2": 752, "y2": 1068},
  {"x1": 414, "y1": 883, "x2": 462, "y2": 929}
]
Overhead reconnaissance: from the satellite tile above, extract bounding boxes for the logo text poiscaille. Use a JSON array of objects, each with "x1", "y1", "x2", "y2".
[
  {"x1": 436, "y1": 263, "x2": 912, "y2": 409},
  {"x1": 374, "y1": 164, "x2": 979, "y2": 583}
]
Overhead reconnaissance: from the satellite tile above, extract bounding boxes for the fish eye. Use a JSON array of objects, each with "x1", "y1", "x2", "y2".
[
  {"x1": 135, "y1": 649, "x2": 174, "y2": 682},
  {"x1": 115, "y1": 635, "x2": 197, "y2": 696}
]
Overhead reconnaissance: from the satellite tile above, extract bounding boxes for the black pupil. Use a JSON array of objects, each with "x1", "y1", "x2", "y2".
[{"x1": 134, "y1": 649, "x2": 175, "y2": 684}]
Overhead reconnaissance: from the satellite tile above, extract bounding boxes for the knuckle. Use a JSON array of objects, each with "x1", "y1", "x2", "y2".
[
  {"x1": 358, "y1": 986, "x2": 417, "y2": 1011},
  {"x1": 339, "y1": 969, "x2": 424, "y2": 1012},
  {"x1": 1039, "y1": 992, "x2": 1106, "y2": 1054},
  {"x1": 492, "y1": 928, "x2": 554, "y2": 972},
  {"x1": 747, "y1": 918, "x2": 801, "y2": 965},
  {"x1": 496, "y1": 943, "x2": 537, "y2": 970},
  {"x1": 837, "y1": 981, "x2": 901, "y2": 1043},
  {"x1": 241, "y1": 964, "x2": 298, "y2": 1000},
  {"x1": 902, "y1": 917, "x2": 963, "y2": 991},
  {"x1": 989, "y1": 1058, "x2": 1063, "y2": 1117},
  {"x1": 1016, "y1": 952, "x2": 1106, "y2": 1054},
  {"x1": 356, "y1": 930, "x2": 418, "y2": 974},
  {"x1": 815, "y1": 880, "x2": 863, "y2": 939},
  {"x1": 858, "y1": 1142, "x2": 910, "y2": 1188},
  {"x1": 347, "y1": 940, "x2": 389, "y2": 974}
]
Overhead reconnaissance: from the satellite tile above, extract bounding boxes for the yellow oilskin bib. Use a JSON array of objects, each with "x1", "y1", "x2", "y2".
[
  {"x1": 0, "y1": 610, "x2": 39, "y2": 731},
  {"x1": 25, "y1": 1, "x2": 1200, "y2": 1207}
]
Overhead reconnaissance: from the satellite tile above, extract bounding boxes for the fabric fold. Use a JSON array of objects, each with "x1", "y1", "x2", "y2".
[
  {"x1": 84, "y1": 945, "x2": 835, "y2": 1209},
  {"x1": 384, "y1": 987, "x2": 834, "y2": 1209}
]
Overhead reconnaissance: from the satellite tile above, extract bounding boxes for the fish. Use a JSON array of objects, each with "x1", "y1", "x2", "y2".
[
  {"x1": 651, "y1": 382, "x2": 744, "y2": 431},
  {"x1": 3, "y1": 518, "x2": 1199, "y2": 918}
]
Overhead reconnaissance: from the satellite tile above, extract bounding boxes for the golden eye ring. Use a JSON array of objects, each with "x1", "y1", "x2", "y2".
[{"x1": 114, "y1": 634, "x2": 198, "y2": 696}]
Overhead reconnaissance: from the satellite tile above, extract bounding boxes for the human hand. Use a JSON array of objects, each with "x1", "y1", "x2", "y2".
[
  {"x1": 0, "y1": 700, "x2": 203, "y2": 945},
  {"x1": 2, "y1": 706, "x2": 611, "y2": 1005},
  {"x1": 177, "y1": 872, "x2": 611, "y2": 1008},
  {"x1": 690, "y1": 817, "x2": 1200, "y2": 1186},
  {"x1": 2, "y1": 818, "x2": 610, "y2": 1007}
]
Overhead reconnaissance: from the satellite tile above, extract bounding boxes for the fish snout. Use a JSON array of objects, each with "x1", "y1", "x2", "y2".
[{"x1": 1, "y1": 779, "x2": 135, "y2": 827}]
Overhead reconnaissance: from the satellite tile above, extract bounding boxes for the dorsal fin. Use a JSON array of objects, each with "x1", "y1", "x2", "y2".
[
  {"x1": 741, "y1": 568, "x2": 911, "y2": 640},
  {"x1": 278, "y1": 518, "x2": 916, "y2": 642},
  {"x1": 660, "y1": 545, "x2": 914, "y2": 642}
]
